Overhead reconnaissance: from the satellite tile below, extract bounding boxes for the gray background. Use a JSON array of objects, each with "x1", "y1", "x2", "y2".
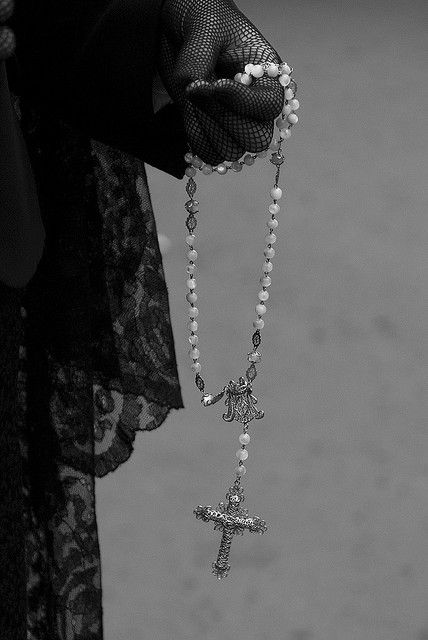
[{"x1": 96, "y1": 1, "x2": 428, "y2": 638}]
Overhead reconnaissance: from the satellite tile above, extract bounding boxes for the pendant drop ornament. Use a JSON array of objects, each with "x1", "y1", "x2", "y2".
[{"x1": 184, "y1": 59, "x2": 299, "y2": 578}]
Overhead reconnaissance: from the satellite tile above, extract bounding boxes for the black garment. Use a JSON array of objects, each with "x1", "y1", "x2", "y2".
[{"x1": 1, "y1": 1, "x2": 188, "y2": 638}]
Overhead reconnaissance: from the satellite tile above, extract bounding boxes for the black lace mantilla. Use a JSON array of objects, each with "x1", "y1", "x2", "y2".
[{"x1": 1, "y1": 105, "x2": 184, "y2": 639}]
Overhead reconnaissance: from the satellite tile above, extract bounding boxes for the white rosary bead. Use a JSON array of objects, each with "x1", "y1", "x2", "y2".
[
  {"x1": 235, "y1": 465, "x2": 247, "y2": 476},
  {"x1": 253, "y1": 318, "x2": 265, "y2": 329},
  {"x1": 189, "y1": 348, "x2": 200, "y2": 359},
  {"x1": 284, "y1": 88, "x2": 295, "y2": 101},
  {"x1": 186, "y1": 292, "x2": 197, "y2": 303},
  {"x1": 276, "y1": 116, "x2": 289, "y2": 129},
  {"x1": 202, "y1": 164, "x2": 213, "y2": 175},
  {"x1": 244, "y1": 154, "x2": 255, "y2": 166},
  {"x1": 187, "y1": 249, "x2": 198, "y2": 261},
  {"x1": 282, "y1": 105, "x2": 293, "y2": 117},
  {"x1": 231, "y1": 161, "x2": 243, "y2": 172},
  {"x1": 267, "y1": 218, "x2": 279, "y2": 229},
  {"x1": 186, "y1": 234, "x2": 196, "y2": 246},
  {"x1": 265, "y1": 232, "x2": 277, "y2": 244},
  {"x1": 188, "y1": 320, "x2": 198, "y2": 332},
  {"x1": 188, "y1": 334, "x2": 199, "y2": 345},
  {"x1": 260, "y1": 275, "x2": 272, "y2": 287},
  {"x1": 244, "y1": 63, "x2": 254, "y2": 75},
  {"x1": 251, "y1": 64, "x2": 264, "y2": 78},
  {"x1": 263, "y1": 260, "x2": 273, "y2": 273},
  {"x1": 258, "y1": 290, "x2": 269, "y2": 301},
  {"x1": 256, "y1": 303, "x2": 267, "y2": 315},
  {"x1": 280, "y1": 129, "x2": 292, "y2": 140},
  {"x1": 239, "y1": 433, "x2": 251, "y2": 445},
  {"x1": 234, "y1": 72, "x2": 243, "y2": 82},
  {"x1": 266, "y1": 63, "x2": 279, "y2": 77},
  {"x1": 264, "y1": 247, "x2": 275, "y2": 259},
  {"x1": 279, "y1": 74, "x2": 291, "y2": 87},
  {"x1": 216, "y1": 164, "x2": 228, "y2": 174},
  {"x1": 186, "y1": 264, "x2": 196, "y2": 275},
  {"x1": 236, "y1": 449, "x2": 249, "y2": 461},
  {"x1": 187, "y1": 278, "x2": 196, "y2": 289},
  {"x1": 287, "y1": 113, "x2": 298, "y2": 125},
  {"x1": 185, "y1": 152, "x2": 194, "y2": 163},
  {"x1": 188, "y1": 306, "x2": 199, "y2": 318},
  {"x1": 289, "y1": 98, "x2": 300, "y2": 111},
  {"x1": 192, "y1": 156, "x2": 204, "y2": 169},
  {"x1": 185, "y1": 166, "x2": 196, "y2": 177},
  {"x1": 269, "y1": 203, "x2": 280, "y2": 215},
  {"x1": 191, "y1": 362, "x2": 202, "y2": 373},
  {"x1": 240, "y1": 73, "x2": 252, "y2": 86},
  {"x1": 271, "y1": 187, "x2": 282, "y2": 200},
  {"x1": 270, "y1": 140, "x2": 280, "y2": 151}
]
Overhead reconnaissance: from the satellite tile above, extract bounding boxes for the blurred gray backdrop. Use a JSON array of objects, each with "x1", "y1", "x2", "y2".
[{"x1": 96, "y1": 1, "x2": 428, "y2": 639}]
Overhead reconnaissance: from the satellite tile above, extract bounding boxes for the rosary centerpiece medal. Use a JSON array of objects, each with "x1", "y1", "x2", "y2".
[{"x1": 182, "y1": 61, "x2": 299, "y2": 579}]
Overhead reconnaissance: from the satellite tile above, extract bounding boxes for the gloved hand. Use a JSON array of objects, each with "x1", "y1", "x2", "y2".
[
  {"x1": 0, "y1": 0, "x2": 15, "y2": 61},
  {"x1": 159, "y1": 0, "x2": 286, "y2": 166}
]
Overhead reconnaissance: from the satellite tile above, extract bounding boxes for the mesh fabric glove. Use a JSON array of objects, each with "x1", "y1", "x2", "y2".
[
  {"x1": 0, "y1": 0, "x2": 15, "y2": 61},
  {"x1": 159, "y1": 0, "x2": 286, "y2": 166}
]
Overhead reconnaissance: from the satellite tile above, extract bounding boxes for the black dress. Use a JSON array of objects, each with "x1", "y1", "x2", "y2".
[{"x1": 1, "y1": 1, "x2": 189, "y2": 637}]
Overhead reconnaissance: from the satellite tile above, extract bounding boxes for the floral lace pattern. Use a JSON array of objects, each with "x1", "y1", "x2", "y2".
[{"x1": 0, "y1": 106, "x2": 184, "y2": 639}]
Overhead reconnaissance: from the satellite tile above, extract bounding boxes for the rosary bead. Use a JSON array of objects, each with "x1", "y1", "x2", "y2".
[
  {"x1": 235, "y1": 464, "x2": 247, "y2": 475},
  {"x1": 266, "y1": 63, "x2": 279, "y2": 77},
  {"x1": 187, "y1": 249, "x2": 198, "y2": 261},
  {"x1": 270, "y1": 187, "x2": 282, "y2": 200},
  {"x1": 184, "y1": 152, "x2": 193, "y2": 163},
  {"x1": 279, "y1": 74, "x2": 291, "y2": 87},
  {"x1": 282, "y1": 105, "x2": 293, "y2": 117},
  {"x1": 284, "y1": 88, "x2": 295, "y2": 101},
  {"x1": 256, "y1": 304, "x2": 267, "y2": 315},
  {"x1": 186, "y1": 264, "x2": 196, "y2": 274},
  {"x1": 253, "y1": 318, "x2": 265, "y2": 329},
  {"x1": 192, "y1": 156, "x2": 204, "y2": 169},
  {"x1": 191, "y1": 362, "x2": 202, "y2": 373},
  {"x1": 189, "y1": 348, "x2": 200, "y2": 359},
  {"x1": 270, "y1": 140, "x2": 280, "y2": 151},
  {"x1": 231, "y1": 161, "x2": 243, "y2": 172},
  {"x1": 289, "y1": 98, "x2": 300, "y2": 111},
  {"x1": 188, "y1": 334, "x2": 199, "y2": 345},
  {"x1": 188, "y1": 306, "x2": 199, "y2": 318},
  {"x1": 276, "y1": 116, "x2": 288, "y2": 129},
  {"x1": 186, "y1": 292, "x2": 197, "y2": 303},
  {"x1": 236, "y1": 449, "x2": 249, "y2": 461},
  {"x1": 239, "y1": 433, "x2": 251, "y2": 445},
  {"x1": 244, "y1": 154, "x2": 255, "y2": 166},
  {"x1": 269, "y1": 203, "x2": 280, "y2": 215},
  {"x1": 258, "y1": 290, "x2": 269, "y2": 301},
  {"x1": 244, "y1": 63, "x2": 254, "y2": 74},
  {"x1": 263, "y1": 261, "x2": 273, "y2": 272},
  {"x1": 185, "y1": 200, "x2": 199, "y2": 213},
  {"x1": 267, "y1": 218, "x2": 279, "y2": 229},
  {"x1": 202, "y1": 164, "x2": 213, "y2": 175},
  {"x1": 251, "y1": 64, "x2": 264, "y2": 78},
  {"x1": 264, "y1": 247, "x2": 275, "y2": 259},
  {"x1": 280, "y1": 63, "x2": 291, "y2": 75},
  {"x1": 265, "y1": 232, "x2": 277, "y2": 244},
  {"x1": 188, "y1": 320, "x2": 198, "y2": 332},
  {"x1": 240, "y1": 73, "x2": 252, "y2": 86},
  {"x1": 234, "y1": 72, "x2": 243, "y2": 82},
  {"x1": 260, "y1": 275, "x2": 272, "y2": 287},
  {"x1": 186, "y1": 234, "x2": 196, "y2": 245},
  {"x1": 187, "y1": 278, "x2": 196, "y2": 289},
  {"x1": 185, "y1": 167, "x2": 196, "y2": 177},
  {"x1": 287, "y1": 113, "x2": 299, "y2": 125},
  {"x1": 216, "y1": 164, "x2": 228, "y2": 174},
  {"x1": 280, "y1": 129, "x2": 292, "y2": 140}
]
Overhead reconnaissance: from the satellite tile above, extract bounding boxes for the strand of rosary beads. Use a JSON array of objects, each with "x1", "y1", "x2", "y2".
[{"x1": 182, "y1": 61, "x2": 299, "y2": 579}]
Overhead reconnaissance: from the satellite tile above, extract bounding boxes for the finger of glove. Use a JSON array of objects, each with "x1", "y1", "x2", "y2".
[
  {"x1": 188, "y1": 75, "x2": 284, "y2": 122},
  {"x1": 183, "y1": 100, "x2": 240, "y2": 166},
  {"x1": 188, "y1": 92, "x2": 273, "y2": 157},
  {"x1": 174, "y1": 21, "x2": 224, "y2": 97}
]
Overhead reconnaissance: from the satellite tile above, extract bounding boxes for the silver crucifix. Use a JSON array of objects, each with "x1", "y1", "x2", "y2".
[{"x1": 194, "y1": 482, "x2": 268, "y2": 579}]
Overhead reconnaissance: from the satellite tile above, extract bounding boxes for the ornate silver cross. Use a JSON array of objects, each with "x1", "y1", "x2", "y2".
[{"x1": 194, "y1": 482, "x2": 268, "y2": 579}]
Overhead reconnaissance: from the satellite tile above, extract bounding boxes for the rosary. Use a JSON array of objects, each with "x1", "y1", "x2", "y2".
[{"x1": 182, "y1": 61, "x2": 299, "y2": 579}]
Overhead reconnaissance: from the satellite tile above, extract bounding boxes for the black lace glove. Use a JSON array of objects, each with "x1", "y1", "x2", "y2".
[
  {"x1": 159, "y1": 0, "x2": 286, "y2": 166},
  {"x1": 0, "y1": 0, "x2": 15, "y2": 61}
]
